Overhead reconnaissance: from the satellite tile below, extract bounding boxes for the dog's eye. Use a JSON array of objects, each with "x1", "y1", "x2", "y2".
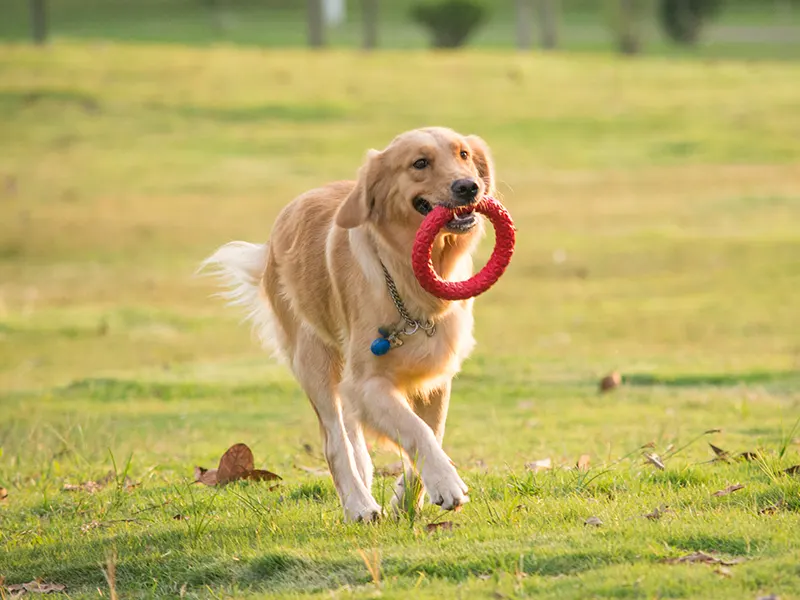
[
  {"x1": 412, "y1": 158, "x2": 429, "y2": 170},
  {"x1": 460, "y1": 150, "x2": 469, "y2": 160}
]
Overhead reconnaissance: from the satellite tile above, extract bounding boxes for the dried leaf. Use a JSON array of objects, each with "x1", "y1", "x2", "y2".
[
  {"x1": 525, "y1": 458, "x2": 552, "y2": 473},
  {"x1": 6, "y1": 581, "x2": 67, "y2": 594},
  {"x1": 714, "y1": 566, "x2": 732, "y2": 578},
  {"x1": 194, "y1": 466, "x2": 218, "y2": 486},
  {"x1": 62, "y1": 480, "x2": 102, "y2": 493},
  {"x1": 302, "y1": 443, "x2": 314, "y2": 455},
  {"x1": 783, "y1": 465, "x2": 800, "y2": 476},
  {"x1": 599, "y1": 372, "x2": 621, "y2": 392},
  {"x1": 704, "y1": 429, "x2": 722, "y2": 434},
  {"x1": 643, "y1": 505, "x2": 670, "y2": 520},
  {"x1": 737, "y1": 451, "x2": 759, "y2": 462},
  {"x1": 643, "y1": 453, "x2": 665, "y2": 471},
  {"x1": 375, "y1": 462, "x2": 403, "y2": 478},
  {"x1": 217, "y1": 443, "x2": 255, "y2": 485},
  {"x1": 0, "y1": 487, "x2": 7, "y2": 501},
  {"x1": 173, "y1": 514, "x2": 189, "y2": 521},
  {"x1": 709, "y1": 443, "x2": 731, "y2": 462},
  {"x1": 664, "y1": 551, "x2": 743, "y2": 566},
  {"x1": 577, "y1": 454, "x2": 591, "y2": 471},
  {"x1": 713, "y1": 483, "x2": 745, "y2": 497},
  {"x1": 759, "y1": 501, "x2": 784, "y2": 515},
  {"x1": 243, "y1": 469, "x2": 281, "y2": 482},
  {"x1": 426, "y1": 521, "x2": 454, "y2": 533},
  {"x1": 584, "y1": 516, "x2": 602, "y2": 527}
]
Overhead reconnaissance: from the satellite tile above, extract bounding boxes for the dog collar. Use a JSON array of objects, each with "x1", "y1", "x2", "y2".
[{"x1": 370, "y1": 262, "x2": 436, "y2": 357}]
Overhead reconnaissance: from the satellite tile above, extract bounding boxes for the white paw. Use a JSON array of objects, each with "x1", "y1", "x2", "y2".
[
  {"x1": 421, "y1": 461, "x2": 469, "y2": 511},
  {"x1": 343, "y1": 498, "x2": 383, "y2": 523}
]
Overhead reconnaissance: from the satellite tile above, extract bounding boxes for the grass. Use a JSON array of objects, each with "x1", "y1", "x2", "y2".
[{"x1": 1, "y1": 41, "x2": 800, "y2": 599}]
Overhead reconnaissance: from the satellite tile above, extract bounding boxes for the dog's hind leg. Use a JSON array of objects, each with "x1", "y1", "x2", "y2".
[
  {"x1": 292, "y1": 331, "x2": 381, "y2": 522},
  {"x1": 391, "y1": 381, "x2": 451, "y2": 514}
]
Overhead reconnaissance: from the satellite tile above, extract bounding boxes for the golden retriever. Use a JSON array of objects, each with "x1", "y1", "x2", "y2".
[{"x1": 203, "y1": 127, "x2": 494, "y2": 521}]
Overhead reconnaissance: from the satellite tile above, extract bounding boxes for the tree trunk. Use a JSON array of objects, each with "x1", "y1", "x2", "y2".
[
  {"x1": 362, "y1": 0, "x2": 378, "y2": 50},
  {"x1": 30, "y1": 0, "x2": 48, "y2": 45},
  {"x1": 308, "y1": 0, "x2": 325, "y2": 48},
  {"x1": 618, "y1": 0, "x2": 642, "y2": 55},
  {"x1": 515, "y1": 0, "x2": 532, "y2": 50},
  {"x1": 537, "y1": 0, "x2": 558, "y2": 50}
]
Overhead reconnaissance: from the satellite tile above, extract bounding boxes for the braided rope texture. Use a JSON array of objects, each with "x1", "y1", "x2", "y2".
[{"x1": 412, "y1": 196, "x2": 516, "y2": 301}]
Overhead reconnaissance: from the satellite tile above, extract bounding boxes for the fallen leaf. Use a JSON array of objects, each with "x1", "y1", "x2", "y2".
[
  {"x1": 599, "y1": 372, "x2": 621, "y2": 392},
  {"x1": 664, "y1": 551, "x2": 743, "y2": 566},
  {"x1": 525, "y1": 458, "x2": 552, "y2": 473},
  {"x1": 426, "y1": 521, "x2": 454, "y2": 533},
  {"x1": 584, "y1": 516, "x2": 602, "y2": 527},
  {"x1": 704, "y1": 428, "x2": 722, "y2": 434},
  {"x1": 375, "y1": 462, "x2": 403, "y2": 478},
  {"x1": 714, "y1": 566, "x2": 733, "y2": 578},
  {"x1": 643, "y1": 505, "x2": 670, "y2": 520},
  {"x1": 62, "y1": 480, "x2": 102, "y2": 493},
  {"x1": 737, "y1": 451, "x2": 759, "y2": 462},
  {"x1": 302, "y1": 443, "x2": 314, "y2": 455},
  {"x1": 783, "y1": 465, "x2": 800, "y2": 476},
  {"x1": 713, "y1": 483, "x2": 745, "y2": 497},
  {"x1": 173, "y1": 514, "x2": 189, "y2": 521},
  {"x1": 217, "y1": 443, "x2": 255, "y2": 485},
  {"x1": 194, "y1": 466, "x2": 218, "y2": 486},
  {"x1": 759, "y1": 501, "x2": 784, "y2": 515},
  {"x1": 709, "y1": 443, "x2": 731, "y2": 462},
  {"x1": 6, "y1": 581, "x2": 67, "y2": 594},
  {"x1": 643, "y1": 452, "x2": 665, "y2": 471},
  {"x1": 577, "y1": 454, "x2": 591, "y2": 471},
  {"x1": 0, "y1": 487, "x2": 7, "y2": 501},
  {"x1": 194, "y1": 444, "x2": 282, "y2": 487}
]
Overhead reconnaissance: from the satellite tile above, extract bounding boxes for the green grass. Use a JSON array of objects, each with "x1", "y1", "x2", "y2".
[{"x1": 1, "y1": 42, "x2": 800, "y2": 599}]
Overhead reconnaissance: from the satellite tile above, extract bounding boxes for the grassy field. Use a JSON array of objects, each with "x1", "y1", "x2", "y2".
[{"x1": 1, "y1": 41, "x2": 800, "y2": 599}]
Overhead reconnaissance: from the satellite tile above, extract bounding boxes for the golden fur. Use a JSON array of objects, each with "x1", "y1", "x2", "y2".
[{"x1": 203, "y1": 127, "x2": 495, "y2": 521}]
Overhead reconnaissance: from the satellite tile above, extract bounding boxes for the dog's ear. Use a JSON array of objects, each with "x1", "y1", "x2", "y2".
[
  {"x1": 336, "y1": 149, "x2": 383, "y2": 229},
  {"x1": 465, "y1": 135, "x2": 495, "y2": 197}
]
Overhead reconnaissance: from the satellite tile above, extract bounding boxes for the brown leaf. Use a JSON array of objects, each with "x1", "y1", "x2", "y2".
[
  {"x1": 783, "y1": 465, "x2": 800, "y2": 476},
  {"x1": 584, "y1": 516, "x2": 602, "y2": 527},
  {"x1": 0, "y1": 487, "x2": 7, "y2": 501},
  {"x1": 426, "y1": 521, "x2": 454, "y2": 533},
  {"x1": 525, "y1": 458, "x2": 552, "y2": 473},
  {"x1": 173, "y1": 514, "x2": 189, "y2": 521},
  {"x1": 712, "y1": 483, "x2": 745, "y2": 497},
  {"x1": 599, "y1": 372, "x2": 621, "y2": 392},
  {"x1": 714, "y1": 566, "x2": 733, "y2": 578},
  {"x1": 6, "y1": 581, "x2": 67, "y2": 594},
  {"x1": 643, "y1": 505, "x2": 670, "y2": 520},
  {"x1": 664, "y1": 551, "x2": 743, "y2": 566},
  {"x1": 243, "y1": 469, "x2": 281, "y2": 482},
  {"x1": 737, "y1": 451, "x2": 759, "y2": 462},
  {"x1": 709, "y1": 443, "x2": 731, "y2": 462},
  {"x1": 759, "y1": 501, "x2": 784, "y2": 515},
  {"x1": 62, "y1": 480, "x2": 102, "y2": 493},
  {"x1": 194, "y1": 466, "x2": 218, "y2": 486},
  {"x1": 577, "y1": 454, "x2": 591, "y2": 471},
  {"x1": 643, "y1": 452, "x2": 665, "y2": 471},
  {"x1": 217, "y1": 443, "x2": 255, "y2": 485},
  {"x1": 375, "y1": 462, "x2": 404, "y2": 478},
  {"x1": 704, "y1": 428, "x2": 722, "y2": 434}
]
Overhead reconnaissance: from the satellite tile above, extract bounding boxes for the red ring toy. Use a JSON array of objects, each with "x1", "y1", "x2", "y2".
[{"x1": 412, "y1": 196, "x2": 516, "y2": 301}]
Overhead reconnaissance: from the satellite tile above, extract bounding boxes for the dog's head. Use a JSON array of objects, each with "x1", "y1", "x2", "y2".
[{"x1": 335, "y1": 127, "x2": 495, "y2": 249}]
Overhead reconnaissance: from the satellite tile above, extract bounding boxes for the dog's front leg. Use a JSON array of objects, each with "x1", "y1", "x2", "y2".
[{"x1": 345, "y1": 377, "x2": 468, "y2": 510}]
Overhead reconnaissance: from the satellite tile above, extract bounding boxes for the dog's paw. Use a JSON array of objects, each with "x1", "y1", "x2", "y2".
[
  {"x1": 421, "y1": 462, "x2": 469, "y2": 511},
  {"x1": 344, "y1": 498, "x2": 383, "y2": 523}
]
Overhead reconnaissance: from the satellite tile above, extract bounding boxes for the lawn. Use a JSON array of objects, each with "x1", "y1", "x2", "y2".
[{"x1": 1, "y1": 42, "x2": 800, "y2": 599}]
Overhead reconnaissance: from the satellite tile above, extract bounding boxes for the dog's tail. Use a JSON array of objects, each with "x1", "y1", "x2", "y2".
[{"x1": 198, "y1": 241, "x2": 284, "y2": 361}]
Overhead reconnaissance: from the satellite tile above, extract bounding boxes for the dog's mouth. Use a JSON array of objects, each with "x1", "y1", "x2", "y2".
[{"x1": 413, "y1": 196, "x2": 478, "y2": 234}]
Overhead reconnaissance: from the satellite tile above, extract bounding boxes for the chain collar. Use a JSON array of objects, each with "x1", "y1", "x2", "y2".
[{"x1": 370, "y1": 262, "x2": 436, "y2": 356}]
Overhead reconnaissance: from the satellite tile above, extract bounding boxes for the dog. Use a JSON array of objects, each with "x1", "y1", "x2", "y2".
[{"x1": 203, "y1": 127, "x2": 495, "y2": 521}]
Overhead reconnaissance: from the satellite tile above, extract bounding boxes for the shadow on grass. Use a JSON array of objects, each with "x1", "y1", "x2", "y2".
[{"x1": 623, "y1": 370, "x2": 800, "y2": 389}]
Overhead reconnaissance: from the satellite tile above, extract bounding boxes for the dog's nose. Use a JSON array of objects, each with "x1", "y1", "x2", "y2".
[{"x1": 451, "y1": 178, "x2": 479, "y2": 202}]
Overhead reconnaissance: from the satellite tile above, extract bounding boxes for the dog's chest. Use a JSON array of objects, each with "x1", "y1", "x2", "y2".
[{"x1": 384, "y1": 305, "x2": 475, "y2": 388}]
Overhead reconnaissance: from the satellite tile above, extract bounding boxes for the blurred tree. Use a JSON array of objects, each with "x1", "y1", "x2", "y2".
[
  {"x1": 410, "y1": 0, "x2": 490, "y2": 49},
  {"x1": 515, "y1": 0, "x2": 533, "y2": 50},
  {"x1": 308, "y1": 0, "x2": 325, "y2": 47},
  {"x1": 658, "y1": 0, "x2": 723, "y2": 45},
  {"x1": 536, "y1": 0, "x2": 558, "y2": 49},
  {"x1": 29, "y1": 0, "x2": 48, "y2": 45},
  {"x1": 617, "y1": 0, "x2": 645, "y2": 55},
  {"x1": 362, "y1": 0, "x2": 379, "y2": 49}
]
